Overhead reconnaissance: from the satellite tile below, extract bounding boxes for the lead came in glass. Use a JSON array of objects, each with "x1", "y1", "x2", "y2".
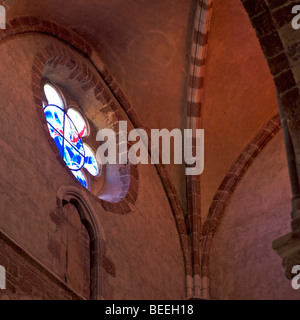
[
  {"x1": 64, "y1": 139, "x2": 85, "y2": 171},
  {"x1": 64, "y1": 113, "x2": 85, "y2": 155},
  {"x1": 43, "y1": 83, "x2": 101, "y2": 189},
  {"x1": 67, "y1": 108, "x2": 88, "y2": 138},
  {"x1": 83, "y1": 143, "x2": 100, "y2": 176},
  {"x1": 47, "y1": 124, "x2": 64, "y2": 157},
  {"x1": 44, "y1": 105, "x2": 65, "y2": 133}
]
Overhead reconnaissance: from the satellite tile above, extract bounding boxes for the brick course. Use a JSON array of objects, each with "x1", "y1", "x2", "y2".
[{"x1": 0, "y1": 230, "x2": 82, "y2": 300}]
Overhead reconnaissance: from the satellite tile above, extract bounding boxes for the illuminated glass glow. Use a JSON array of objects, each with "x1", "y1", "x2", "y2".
[
  {"x1": 67, "y1": 108, "x2": 88, "y2": 138},
  {"x1": 72, "y1": 170, "x2": 88, "y2": 189},
  {"x1": 43, "y1": 84, "x2": 101, "y2": 189},
  {"x1": 44, "y1": 84, "x2": 64, "y2": 109},
  {"x1": 44, "y1": 105, "x2": 85, "y2": 171},
  {"x1": 84, "y1": 143, "x2": 100, "y2": 176}
]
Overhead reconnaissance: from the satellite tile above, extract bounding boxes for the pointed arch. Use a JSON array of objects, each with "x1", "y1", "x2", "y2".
[{"x1": 57, "y1": 185, "x2": 106, "y2": 300}]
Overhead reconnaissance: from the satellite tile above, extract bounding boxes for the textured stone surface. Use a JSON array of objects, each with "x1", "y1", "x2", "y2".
[
  {"x1": 201, "y1": 0, "x2": 278, "y2": 221},
  {"x1": 209, "y1": 133, "x2": 300, "y2": 300},
  {"x1": 8, "y1": 0, "x2": 196, "y2": 216},
  {"x1": 1, "y1": 0, "x2": 300, "y2": 300},
  {"x1": 0, "y1": 231, "x2": 82, "y2": 300},
  {"x1": 0, "y1": 34, "x2": 185, "y2": 300}
]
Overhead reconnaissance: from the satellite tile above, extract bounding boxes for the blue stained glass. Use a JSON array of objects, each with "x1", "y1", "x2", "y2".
[
  {"x1": 43, "y1": 87, "x2": 101, "y2": 189},
  {"x1": 84, "y1": 143, "x2": 100, "y2": 176},
  {"x1": 64, "y1": 115, "x2": 85, "y2": 156},
  {"x1": 44, "y1": 104, "x2": 85, "y2": 174},
  {"x1": 44, "y1": 105, "x2": 65, "y2": 134},
  {"x1": 72, "y1": 170, "x2": 88, "y2": 189},
  {"x1": 64, "y1": 139, "x2": 85, "y2": 171},
  {"x1": 67, "y1": 108, "x2": 88, "y2": 138},
  {"x1": 47, "y1": 124, "x2": 64, "y2": 157}
]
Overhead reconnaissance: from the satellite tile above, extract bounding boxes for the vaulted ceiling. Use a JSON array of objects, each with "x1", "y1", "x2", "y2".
[
  {"x1": 5, "y1": 0, "x2": 278, "y2": 217},
  {"x1": 7, "y1": 0, "x2": 197, "y2": 209}
]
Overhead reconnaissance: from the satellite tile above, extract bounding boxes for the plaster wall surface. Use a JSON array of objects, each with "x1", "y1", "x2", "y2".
[
  {"x1": 0, "y1": 34, "x2": 185, "y2": 300},
  {"x1": 209, "y1": 132, "x2": 299, "y2": 300},
  {"x1": 202, "y1": 0, "x2": 278, "y2": 221},
  {"x1": 9, "y1": 0, "x2": 197, "y2": 212}
]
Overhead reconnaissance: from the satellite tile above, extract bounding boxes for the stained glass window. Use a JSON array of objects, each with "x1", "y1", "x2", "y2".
[
  {"x1": 72, "y1": 170, "x2": 88, "y2": 189},
  {"x1": 67, "y1": 108, "x2": 88, "y2": 138},
  {"x1": 44, "y1": 84, "x2": 64, "y2": 109},
  {"x1": 83, "y1": 143, "x2": 100, "y2": 176},
  {"x1": 43, "y1": 83, "x2": 101, "y2": 188}
]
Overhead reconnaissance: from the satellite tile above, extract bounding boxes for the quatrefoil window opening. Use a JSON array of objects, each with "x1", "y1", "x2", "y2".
[{"x1": 42, "y1": 83, "x2": 101, "y2": 189}]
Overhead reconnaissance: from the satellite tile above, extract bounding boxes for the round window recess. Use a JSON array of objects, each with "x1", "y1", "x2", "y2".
[
  {"x1": 42, "y1": 83, "x2": 102, "y2": 190},
  {"x1": 44, "y1": 83, "x2": 65, "y2": 110}
]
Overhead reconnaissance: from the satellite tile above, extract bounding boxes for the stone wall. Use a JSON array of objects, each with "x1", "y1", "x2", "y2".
[
  {"x1": 209, "y1": 132, "x2": 299, "y2": 299},
  {"x1": 0, "y1": 229, "x2": 82, "y2": 300},
  {"x1": 0, "y1": 33, "x2": 185, "y2": 300}
]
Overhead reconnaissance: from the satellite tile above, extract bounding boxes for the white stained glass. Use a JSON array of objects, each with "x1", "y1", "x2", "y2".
[
  {"x1": 72, "y1": 170, "x2": 88, "y2": 189},
  {"x1": 83, "y1": 143, "x2": 100, "y2": 176},
  {"x1": 67, "y1": 108, "x2": 88, "y2": 138},
  {"x1": 44, "y1": 84, "x2": 65, "y2": 109}
]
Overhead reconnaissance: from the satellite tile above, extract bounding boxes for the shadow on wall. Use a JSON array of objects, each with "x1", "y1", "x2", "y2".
[{"x1": 209, "y1": 132, "x2": 298, "y2": 300}]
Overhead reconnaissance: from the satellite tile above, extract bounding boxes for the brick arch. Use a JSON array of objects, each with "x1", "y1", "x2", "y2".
[
  {"x1": 200, "y1": 114, "x2": 281, "y2": 299},
  {"x1": 0, "y1": 17, "x2": 192, "y2": 297},
  {"x1": 32, "y1": 40, "x2": 139, "y2": 215},
  {"x1": 57, "y1": 185, "x2": 115, "y2": 300},
  {"x1": 187, "y1": 2, "x2": 299, "y2": 128},
  {"x1": 0, "y1": 16, "x2": 192, "y2": 293},
  {"x1": 239, "y1": 0, "x2": 300, "y2": 126},
  {"x1": 186, "y1": 0, "x2": 213, "y2": 298},
  {"x1": 187, "y1": 0, "x2": 300, "y2": 299}
]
